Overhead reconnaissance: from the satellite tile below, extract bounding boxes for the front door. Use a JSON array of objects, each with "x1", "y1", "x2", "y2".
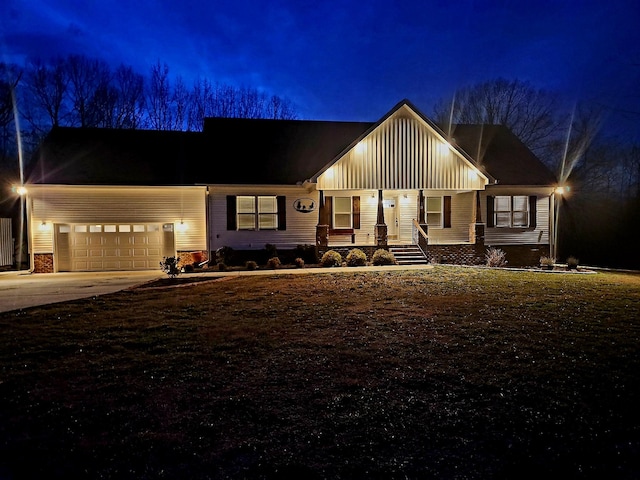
[{"x1": 383, "y1": 197, "x2": 398, "y2": 239}]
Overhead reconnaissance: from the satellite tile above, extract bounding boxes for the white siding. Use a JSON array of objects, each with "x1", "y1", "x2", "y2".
[
  {"x1": 482, "y1": 188, "x2": 553, "y2": 245},
  {"x1": 28, "y1": 185, "x2": 207, "y2": 253},
  {"x1": 317, "y1": 107, "x2": 488, "y2": 191},
  {"x1": 209, "y1": 185, "x2": 317, "y2": 250},
  {"x1": 427, "y1": 191, "x2": 475, "y2": 244}
]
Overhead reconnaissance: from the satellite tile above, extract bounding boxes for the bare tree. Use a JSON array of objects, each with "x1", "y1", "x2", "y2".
[
  {"x1": 66, "y1": 55, "x2": 113, "y2": 127},
  {"x1": 146, "y1": 61, "x2": 174, "y2": 130},
  {"x1": 0, "y1": 63, "x2": 22, "y2": 162},
  {"x1": 24, "y1": 57, "x2": 70, "y2": 130},
  {"x1": 433, "y1": 78, "x2": 559, "y2": 158}
]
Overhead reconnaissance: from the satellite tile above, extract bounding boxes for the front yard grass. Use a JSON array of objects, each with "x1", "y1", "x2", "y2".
[{"x1": 1, "y1": 266, "x2": 639, "y2": 479}]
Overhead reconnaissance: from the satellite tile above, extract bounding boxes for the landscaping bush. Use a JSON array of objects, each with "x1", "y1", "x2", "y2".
[
  {"x1": 346, "y1": 248, "x2": 367, "y2": 267},
  {"x1": 217, "y1": 262, "x2": 227, "y2": 272},
  {"x1": 485, "y1": 247, "x2": 507, "y2": 267},
  {"x1": 372, "y1": 249, "x2": 396, "y2": 266},
  {"x1": 267, "y1": 257, "x2": 281, "y2": 269},
  {"x1": 294, "y1": 257, "x2": 305, "y2": 268},
  {"x1": 245, "y1": 260, "x2": 258, "y2": 271},
  {"x1": 320, "y1": 250, "x2": 343, "y2": 267},
  {"x1": 566, "y1": 255, "x2": 579, "y2": 270}
]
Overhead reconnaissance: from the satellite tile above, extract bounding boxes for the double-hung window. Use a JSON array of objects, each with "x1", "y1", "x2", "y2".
[
  {"x1": 426, "y1": 197, "x2": 442, "y2": 227},
  {"x1": 229, "y1": 195, "x2": 285, "y2": 231},
  {"x1": 333, "y1": 197, "x2": 352, "y2": 228},
  {"x1": 492, "y1": 195, "x2": 532, "y2": 228}
]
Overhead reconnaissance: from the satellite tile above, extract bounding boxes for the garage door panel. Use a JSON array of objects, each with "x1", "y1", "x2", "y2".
[{"x1": 61, "y1": 223, "x2": 170, "y2": 272}]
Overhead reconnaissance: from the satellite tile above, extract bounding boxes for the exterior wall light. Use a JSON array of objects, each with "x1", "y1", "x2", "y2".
[
  {"x1": 13, "y1": 185, "x2": 27, "y2": 195},
  {"x1": 176, "y1": 221, "x2": 188, "y2": 233}
]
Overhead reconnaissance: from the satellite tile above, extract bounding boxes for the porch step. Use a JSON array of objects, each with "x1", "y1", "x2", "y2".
[{"x1": 388, "y1": 245, "x2": 429, "y2": 265}]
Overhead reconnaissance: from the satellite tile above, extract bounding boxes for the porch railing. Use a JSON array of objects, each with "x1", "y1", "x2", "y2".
[{"x1": 412, "y1": 219, "x2": 428, "y2": 256}]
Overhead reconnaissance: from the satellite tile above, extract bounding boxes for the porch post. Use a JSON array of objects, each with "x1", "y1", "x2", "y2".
[
  {"x1": 316, "y1": 190, "x2": 328, "y2": 248},
  {"x1": 471, "y1": 190, "x2": 485, "y2": 262},
  {"x1": 417, "y1": 189, "x2": 429, "y2": 252},
  {"x1": 375, "y1": 189, "x2": 387, "y2": 247}
]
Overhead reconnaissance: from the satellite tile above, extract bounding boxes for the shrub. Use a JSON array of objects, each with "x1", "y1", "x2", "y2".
[
  {"x1": 539, "y1": 256, "x2": 555, "y2": 269},
  {"x1": 372, "y1": 249, "x2": 396, "y2": 266},
  {"x1": 159, "y1": 256, "x2": 181, "y2": 277},
  {"x1": 320, "y1": 250, "x2": 342, "y2": 267},
  {"x1": 294, "y1": 244, "x2": 318, "y2": 265},
  {"x1": 215, "y1": 246, "x2": 234, "y2": 266},
  {"x1": 245, "y1": 260, "x2": 258, "y2": 271},
  {"x1": 485, "y1": 247, "x2": 507, "y2": 267},
  {"x1": 267, "y1": 257, "x2": 281, "y2": 269},
  {"x1": 183, "y1": 264, "x2": 194, "y2": 273},
  {"x1": 346, "y1": 248, "x2": 367, "y2": 267},
  {"x1": 217, "y1": 262, "x2": 227, "y2": 272},
  {"x1": 566, "y1": 256, "x2": 579, "y2": 270},
  {"x1": 294, "y1": 257, "x2": 305, "y2": 268}
]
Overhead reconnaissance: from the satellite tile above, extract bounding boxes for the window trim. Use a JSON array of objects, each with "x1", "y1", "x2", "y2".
[
  {"x1": 227, "y1": 195, "x2": 286, "y2": 231},
  {"x1": 488, "y1": 195, "x2": 536, "y2": 228}
]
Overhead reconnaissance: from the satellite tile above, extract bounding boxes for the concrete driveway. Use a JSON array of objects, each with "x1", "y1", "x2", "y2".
[{"x1": 0, "y1": 270, "x2": 165, "y2": 313}]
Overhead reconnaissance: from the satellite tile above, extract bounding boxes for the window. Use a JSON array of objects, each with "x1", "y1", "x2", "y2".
[
  {"x1": 333, "y1": 197, "x2": 352, "y2": 228},
  {"x1": 426, "y1": 197, "x2": 442, "y2": 227},
  {"x1": 231, "y1": 195, "x2": 284, "y2": 231},
  {"x1": 491, "y1": 195, "x2": 533, "y2": 228}
]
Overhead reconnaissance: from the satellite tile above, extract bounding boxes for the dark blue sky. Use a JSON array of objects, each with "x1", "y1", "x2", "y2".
[{"x1": 2, "y1": 0, "x2": 639, "y2": 138}]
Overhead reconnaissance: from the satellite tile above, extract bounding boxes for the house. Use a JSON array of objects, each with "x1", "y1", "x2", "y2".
[{"x1": 22, "y1": 99, "x2": 558, "y2": 273}]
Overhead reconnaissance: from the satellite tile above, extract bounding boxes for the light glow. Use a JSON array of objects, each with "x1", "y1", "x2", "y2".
[
  {"x1": 176, "y1": 221, "x2": 188, "y2": 233},
  {"x1": 354, "y1": 141, "x2": 366, "y2": 154},
  {"x1": 13, "y1": 185, "x2": 27, "y2": 195}
]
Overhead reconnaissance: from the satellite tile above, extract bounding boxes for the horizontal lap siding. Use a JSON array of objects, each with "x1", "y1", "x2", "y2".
[
  {"x1": 209, "y1": 188, "x2": 317, "y2": 251},
  {"x1": 29, "y1": 186, "x2": 207, "y2": 252},
  {"x1": 483, "y1": 192, "x2": 551, "y2": 245},
  {"x1": 427, "y1": 191, "x2": 474, "y2": 244}
]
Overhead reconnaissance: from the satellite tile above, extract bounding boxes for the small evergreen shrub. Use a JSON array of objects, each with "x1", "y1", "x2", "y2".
[
  {"x1": 267, "y1": 257, "x2": 281, "y2": 269},
  {"x1": 245, "y1": 260, "x2": 258, "y2": 271},
  {"x1": 217, "y1": 262, "x2": 227, "y2": 272},
  {"x1": 485, "y1": 247, "x2": 507, "y2": 267},
  {"x1": 372, "y1": 249, "x2": 396, "y2": 266},
  {"x1": 320, "y1": 250, "x2": 342, "y2": 267},
  {"x1": 294, "y1": 257, "x2": 305, "y2": 268},
  {"x1": 215, "y1": 246, "x2": 234, "y2": 266},
  {"x1": 346, "y1": 248, "x2": 367, "y2": 267}
]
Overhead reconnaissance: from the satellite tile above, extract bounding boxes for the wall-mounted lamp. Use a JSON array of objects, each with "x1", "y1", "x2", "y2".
[
  {"x1": 38, "y1": 221, "x2": 51, "y2": 232},
  {"x1": 554, "y1": 186, "x2": 567, "y2": 195},
  {"x1": 176, "y1": 221, "x2": 188, "y2": 233},
  {"x1": 12, "y1": 185, "x2": 27, "y2": 196}
]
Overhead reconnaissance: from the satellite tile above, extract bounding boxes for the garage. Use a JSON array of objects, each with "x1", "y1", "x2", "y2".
[{"x1": 55, "y1": 223, "x2": 175, "y2": 272}]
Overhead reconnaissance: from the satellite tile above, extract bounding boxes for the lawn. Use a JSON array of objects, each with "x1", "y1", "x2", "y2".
[{"x1": 1, "y1": 266, "x2": 639, "y2": 479}]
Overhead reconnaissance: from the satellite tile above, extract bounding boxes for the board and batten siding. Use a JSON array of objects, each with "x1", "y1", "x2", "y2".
[
  {"x1": 481, "y1": 188, "x2": 553, "y2": 245},
  {"x1": 316, "y1": 111, "x2": 488, "y2": 191},
  {"x1": 209, "y1": 186, "x2": 318, "y2": 251},
  {"x1": 28, "y1": 185, "x2": 207, "y2": 253}
]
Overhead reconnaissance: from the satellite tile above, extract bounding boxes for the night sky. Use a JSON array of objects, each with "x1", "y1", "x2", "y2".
[{"x1": 2, "y1": 0, "x2": 639, "y2": 138}]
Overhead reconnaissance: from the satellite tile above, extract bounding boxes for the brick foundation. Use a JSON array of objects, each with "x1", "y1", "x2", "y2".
[{"x1": 33, "y1": 253, "x2": 54, "y2": 273}]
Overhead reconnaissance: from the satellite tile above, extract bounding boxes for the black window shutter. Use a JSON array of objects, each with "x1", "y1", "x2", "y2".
[
  {"x1": 443, "y1": 196, "x2": 452, "y2": 228},
  {"x1": 325, "y1": 196, "x2": 333, "y2": 228},
  {"x1": 487, "y1": 196, "x2": 495, "y2": 227},
  {"x1": 352, "y1": 196, "x2": 360, "y2": 229},
  {"x1": 277, "y1": 196, "x2": 286, "y2": 230},
  {"x1": 529, "y1": 196, "x2": 537, "y2": 228},
  {"x1": 227, "y1": 195, "x2": 237, "y2": 230}
]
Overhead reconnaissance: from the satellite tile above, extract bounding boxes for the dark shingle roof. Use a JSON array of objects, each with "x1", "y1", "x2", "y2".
[
  {"x1": 448, "y1": 124, "x2": 557, "y2": 186},
  {"x1": 27, "y1": 120, "x2": 374, "y2": 186},
  {"x1": 27, "y1": 105, "x2": 556, "y2": 188}
]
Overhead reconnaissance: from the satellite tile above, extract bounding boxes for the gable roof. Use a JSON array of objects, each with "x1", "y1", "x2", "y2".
[
  {"x1": 27, "y1": 100, "x2": 556, "y2": 188},
  {"x1": 448, "y1": 124, "x2": 557, "y2": 186}
]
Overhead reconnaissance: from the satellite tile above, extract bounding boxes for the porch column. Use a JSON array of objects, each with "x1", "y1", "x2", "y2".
[
  {"x1": 471, "y1": 190, "x2": 485, "y2": 262},
  {"x1": 417, "y1": 189, "x2": 428, "y2": 252},
  {"x1": 375, "y1": 189, "x2": 387, "y2": 247},
  {"x1": 316, "y1": 190, "x2": 328, "y2": 248}
]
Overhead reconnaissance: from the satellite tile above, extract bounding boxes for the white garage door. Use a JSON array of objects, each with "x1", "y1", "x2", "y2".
[{"x1": 55, "y1": 223, "x2": 174, "y2": 272}]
